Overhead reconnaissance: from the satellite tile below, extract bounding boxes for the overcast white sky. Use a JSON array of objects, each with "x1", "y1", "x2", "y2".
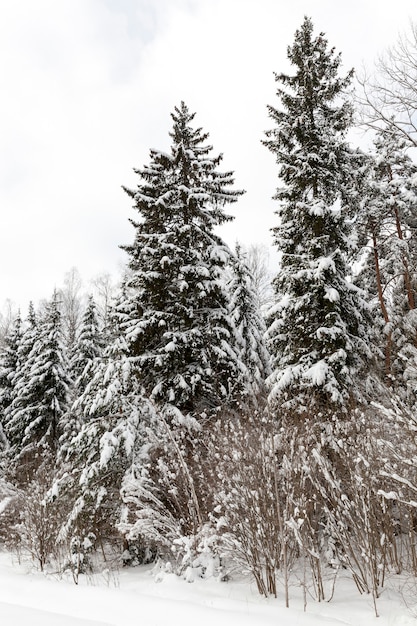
[{"x1": 1, "y1": 0, "x2": 416, "y2": 311}]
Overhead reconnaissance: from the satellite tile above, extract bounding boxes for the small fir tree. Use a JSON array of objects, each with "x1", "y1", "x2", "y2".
[
  {"x1": 228, "y1": 244, "x2": 271, "y2": 399},
  {"x1": 70, "y1": 295, "x2": 104, "y2": 396},
  {"x1": 60, "y1": 295, "x2": 105, "y2": 454},
  {"x1": 0, "y1": 312, "x2": 22, "y2": 424}
]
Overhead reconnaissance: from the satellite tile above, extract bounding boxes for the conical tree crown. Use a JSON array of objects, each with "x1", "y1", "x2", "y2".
[
  {"x1": 265, "y1": 16, "x2": 354, "y2": 204},
  {"x1": 71, "y1": 295, "x2": 104, "y2": 390}
]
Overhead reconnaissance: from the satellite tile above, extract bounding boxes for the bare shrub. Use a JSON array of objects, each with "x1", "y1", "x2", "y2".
[
  {"x1": 209, "y1": 406, "x2": 294, "y2": 600},
  {"x1": 2, "y1": 468, "x2": 63, "y2": 571},
  {"x1": 277, "y1": 402, "x2": 416, "y2": 616},
  {"x1": 376, "y1": 404, "x2": 417, "y2": 577},
  {"x1": 264, "y1": 402, "x2": 398, "y2": 611},
  {"x1": 115, "y1": 392, "x2": 417, "y2": 612}
]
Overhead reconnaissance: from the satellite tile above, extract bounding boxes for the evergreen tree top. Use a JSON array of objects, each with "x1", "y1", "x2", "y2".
[
  {"x1": 123, "y1": 101, "x2": 244, "y2": 234},
  {"x1": 264, "y1": 17, "x2": 355, "y2": 205},
  {"x1": 169, "y1": 101, "x2": 209, "y2": 152},
  {"x1": 278, "y1": 16, "x2": 353, "y2": 103}
]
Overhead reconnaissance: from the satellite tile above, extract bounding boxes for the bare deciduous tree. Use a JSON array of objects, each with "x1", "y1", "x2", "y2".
[
  {"x1": 58, "y1": 267, "x2": 84, "y2": 349},
  {"x1": 357, "y1": 21, "x2": 417, "y2": 147},
  {"x1": 89, "y1": 272, "x2": 116, "y2": 330},
  {"x1": 0, "y1": 299, "x2": 18, "y2": 348},
  {"x1": 241, "y1": 243, "x2": 273, "y2": 310}
]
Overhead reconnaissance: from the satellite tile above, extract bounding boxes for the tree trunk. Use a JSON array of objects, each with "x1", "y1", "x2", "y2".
[{"x1": 372, "y1": 229, "x2": 392, "y2": 381}]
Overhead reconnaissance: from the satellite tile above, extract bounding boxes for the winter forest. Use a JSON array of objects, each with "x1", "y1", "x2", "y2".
[{"x1": 2, "y1": 15, "x2": 417, "y2": 612}]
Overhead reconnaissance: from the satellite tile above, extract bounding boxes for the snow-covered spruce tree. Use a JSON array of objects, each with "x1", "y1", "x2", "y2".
[
  {"x1": 359, "y1": 129, "x2": 417, "y2": 587},
  {"x1": 259, "y1": 18, "x2": 386, "y2": 595},
  {"x1": 70, "y1": 295, "x2": 104, "y2": 397},
  {"x1": 55, "y1": 295, "x2": 155, "y2": 561},
  {"x1": 3, "y1": 303, "x2": 38, "y2": 457},
  {"x1": 364, "y1": 129, "x2": 417, "y2": 397},
  {"x1": 121, "y1": 102, "x2": 245, "y2": 416},
  {"x1": 5, "y1": 293, "x2": 70, "y2": 481},
  {"x1": 228, "y1": 243, "x2": 271, "y2": 399},
  {"x1": 0, "y1": 312, "x2": 22, "y2": 434},
  {"x1": 115, "y1": 104, "x2": 245, "y2": 571},
  {"x1": 264, "y1": 16, "x2": 372, "y2": 414}
]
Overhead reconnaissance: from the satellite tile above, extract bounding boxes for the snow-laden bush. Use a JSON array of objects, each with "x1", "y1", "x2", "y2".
[
  {"x1": 64, "y1": 532, "x2": 96, "y2": 584},
  {"x1": 119, "y1": 405, "x2": 221, "y2": 578}
]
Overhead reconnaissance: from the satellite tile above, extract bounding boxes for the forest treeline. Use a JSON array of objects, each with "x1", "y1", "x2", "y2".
[{"x1": 1, "y1": 16, "x2": 417, "y2": 610}]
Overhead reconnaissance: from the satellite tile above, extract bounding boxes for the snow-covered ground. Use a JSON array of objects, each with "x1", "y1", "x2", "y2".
[{"x1": 0, "y1": 551, "x2": 416, "y2": 626}]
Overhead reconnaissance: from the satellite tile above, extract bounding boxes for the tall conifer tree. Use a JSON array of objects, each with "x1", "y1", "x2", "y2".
[
  {"x1": 260, "y1": 19, "x2": 383, "y2": 577},
  {"x1": 264, "y1": 17, "x2": 371, "y2": 413}
]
